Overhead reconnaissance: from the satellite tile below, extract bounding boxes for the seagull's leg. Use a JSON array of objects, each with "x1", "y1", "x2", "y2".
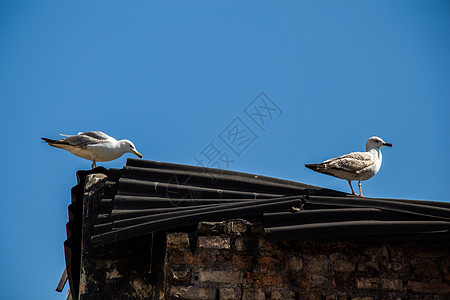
[
  {"x1": 91, "y1": 159, "x2": 97, "y2": 169},
  {"x1": 348, "y1": 180, "x2": 357, "y2": 195},
  {"x1": 358, "y1": 181, "x2": 364, "y2": 197}
]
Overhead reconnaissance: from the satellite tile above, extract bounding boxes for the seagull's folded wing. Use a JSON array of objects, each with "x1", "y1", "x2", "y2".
[
  {"x1": 60, "y1": 134, "x2": 106, "y2": 148},
  {"x1": 78, "y1": 131, "x2": 112, "y2": 140},
  {"x1": 325, "y1": 152, "x2": 375, "y2": 174}
]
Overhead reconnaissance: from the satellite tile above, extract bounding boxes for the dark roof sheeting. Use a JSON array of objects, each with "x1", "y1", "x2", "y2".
[
  {"x1": 264, "y1": 195, "x2": 450, "y2": 241},
  {"x1": 92, "y1": 196, "x2": 305, "y2": 245},
  {"x1": 66, "y1": 158, "x2": 450, "y2": 247},
  {"x1": 64, "y1": 159, "x2": 450, "y2": 298},
  {"x1": 90, "y1": 158, "x2": 344, "y2": 245}
]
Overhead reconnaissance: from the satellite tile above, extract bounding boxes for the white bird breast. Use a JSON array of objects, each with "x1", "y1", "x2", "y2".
[{"x1": 84, "y1": 143, "x2": 126, "y2": 162}]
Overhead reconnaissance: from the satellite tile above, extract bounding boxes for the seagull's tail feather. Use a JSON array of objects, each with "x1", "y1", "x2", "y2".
[
  {"x1": 305, "y1": 162, "x2": 333, "y2": 173},
  {"x1": 41, "y1": 137, "x2": 57, "y2": 144},
  {"x1": 305, "y1": 163, "x2": 337, "y2": 178},
  {"x1": 41, "y1": 137, "x2": 69, "y2": 148},
  {"x1": 305, "y1": 163, "x2": 325, "y2": 172}
]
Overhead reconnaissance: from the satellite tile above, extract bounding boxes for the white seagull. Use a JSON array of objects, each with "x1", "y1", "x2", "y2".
[
  {"x1": 42, "y1": 131, "x2": 143, "y2": 168},
  {"x1": 305, "y1": 136, "x2": 392, "y2": 196}
]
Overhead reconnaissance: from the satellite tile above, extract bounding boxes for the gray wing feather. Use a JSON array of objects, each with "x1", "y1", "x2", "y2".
[
  {"x1": 58, "y1": 131, "x2": 111, "y2": 148},
  {"x1": 325, "y1": 152, "x2": 375, "y2": 173},
  {"x1": 78, "y1": 131, "x2": 112, "y2": 140},
  {"x1": 59, "y1": 135, "x2": 101, "y2": 148},
  {"x1": 43, "y1": 131, "x2": 112, "y2": 148}
]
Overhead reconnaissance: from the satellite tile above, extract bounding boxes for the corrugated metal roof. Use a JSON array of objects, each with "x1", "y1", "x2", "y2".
[
  {"x1": 67, "y1": 158, "x2": 450, "y2": 246},
  {"x1": 265, "y1": 196, "x2": 450, "y2": 241},
  {"x1": 90, "y1": 158, "x2": 347, "y2": 244},
  {"x1": 62, "y1": 158, "x2": 450, "y2": 298}
]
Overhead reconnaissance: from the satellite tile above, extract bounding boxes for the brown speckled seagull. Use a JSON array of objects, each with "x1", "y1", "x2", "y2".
[{"x1": 305, "y1": 136, "x2": 392, "y2": 196}]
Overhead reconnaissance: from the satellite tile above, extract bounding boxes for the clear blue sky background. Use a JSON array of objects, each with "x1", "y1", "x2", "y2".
[{"x1": 1, "y1": 1, "x2": 449, "y2": 299}]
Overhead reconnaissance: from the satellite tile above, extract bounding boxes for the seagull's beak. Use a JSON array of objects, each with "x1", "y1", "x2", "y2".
[
  {"x1": 384, "y1": 142, "x2": 393, "y2": 147},
  {"x1": 132, "y1": 149, "x2": 143, "y2": 158}
]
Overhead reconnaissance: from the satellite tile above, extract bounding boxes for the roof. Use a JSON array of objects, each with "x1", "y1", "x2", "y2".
[
  {"x1": 90, "y1": 158, "x2": 348, "y2": 245},
  {"x1": 63, "y1": 158, "x2": 450, "y2": 298}
]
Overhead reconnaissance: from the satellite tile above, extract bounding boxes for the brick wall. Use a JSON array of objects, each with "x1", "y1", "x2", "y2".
[{"x1": 166, "y1": 220, "x2": 450, "y2": 300}]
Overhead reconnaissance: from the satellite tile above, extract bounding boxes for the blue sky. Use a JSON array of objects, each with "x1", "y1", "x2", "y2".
[{"x1": 1, "y1": 1, "x2": 449, "y2": 299}]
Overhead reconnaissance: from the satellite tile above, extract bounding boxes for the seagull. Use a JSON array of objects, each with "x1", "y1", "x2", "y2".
[
  {"x1": 42, "y1": 131, "x2": 142, "y2": 168},
  {"x1": 305, "y1": 136, "x2": 392, "y2": 196}
]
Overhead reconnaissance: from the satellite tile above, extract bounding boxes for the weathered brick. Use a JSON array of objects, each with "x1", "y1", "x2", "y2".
[
  {"x1": 167, "y1": 233, "x2": 190, "y2": 248},
  {"x1": 296, "y1": 293, "x2": 322, "y2": 300},
  {"x1": 130, "y1": 278, "x2": 152, "y2": 299},
  {"x1": 235, "y1": 237, "x2": 260, "y2": 252},
  {"x1": 105, "y1": 268, "x2": 121, "y2": 280},
  {"x1": 257, "y1": 256, "x2": 280, "y2": 271},
  {"x1": 242, "y1": 287, "x2": 265, "y2": 300},
  {"x1": 249, "y1": 224, "x2": 265, "y2": 235},
  {"x1": 292, "y1": 270, "x2": 313, "y2": 289},
  {"x1": 412, "y1": 262, "x2": 440, "y2": 279},
  {"x1": 169, "y1": 285, "x2": 216, "y2": 300},
  {"x1": 216, "y1": 253, "x2": 229, "y2": 265},
  {"x1": 198, "y1": 236, "x2": 231, "y2": 249},
  {"x1": 387, "y1": 261, "x2": 410, "y2": 277},
  {"x1": 406, "y1": 281, "x2": 450, "y2": 294},
  {"x1": 356, "y1": 278, "x2": 379, "y2": 290},
  {"x1": 192, "y1": 252, "x2": 217, "y2": 266},
  {"x1": 327, "y1": 295, "x2": 347, "y2": 300},
  {"x1": 356, "y1": 278, "x2": 402, "y2": 291},
  {"x1": 220, "y1": 288, "x2": 239, "y2": 300},
  {"x1": 285, "y1": 256, "x2": 303, "y2": 272},
  {"x1": 409, "y1": 246, "x2": 448, "y2": 259},
  {"x1": 246, "y1": 272, "x2": 287, "y2": 286},
  {"x1": 331, "y1": 255, "x2": 355, "y2": 273},
  {"x1": 271, "y1": 289, "x2": 295, "y2": 300},
  {"x1": 363, "y1": 245, "x2": 388, "y2": 257},
  {"x1": 198, "y1": 221, "x2": 224, "y2": 235},
  {"x1": 169, "y1": 251, "x2": 216, "y2": 266},
  {"x1": 357, "y1": 259, "x2": 379, "y2": 273},
  {"x1": 197, "y1": 270, "x2": 243, "y2": 284},
  {"x1": 258, "y1": 239, "x2": 280, "y2": 251},
  {"x1": 327, "y1": 295, "x2": 348, "y2": 300},
  {"x1": 224, "y1": 219, "x2": 248, "y2": 235},
  {"x1": 443, "y1": 265, "x2": 450, "y2": 281},
  {"x1": 310, "y1": 275, "x2": 328, "y2": 289},
  {"x1": 231, "y1": 255, "x2": 253, "y2": 269},
  {"x1": 337, "y1": 259, "x2": 355, "y2": 272},
  {"x1": 380, "y1": 278, "x2": 403, "y2": 291},
  {"x1": 168, "y1": 268, "x2": 191, "y2": 284},
  {"x1": 306, "y1": 255, "x2": 329, "y2": 273},
  {"x1": 329, "y1": 296, "x2": 351, "y2": 300},
  {"x1": 169, "y1": 251, "x2": 195, "y2": 265},
  {"x1": 235, "y1": 238, "x2": 246, "y2": 251}
]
